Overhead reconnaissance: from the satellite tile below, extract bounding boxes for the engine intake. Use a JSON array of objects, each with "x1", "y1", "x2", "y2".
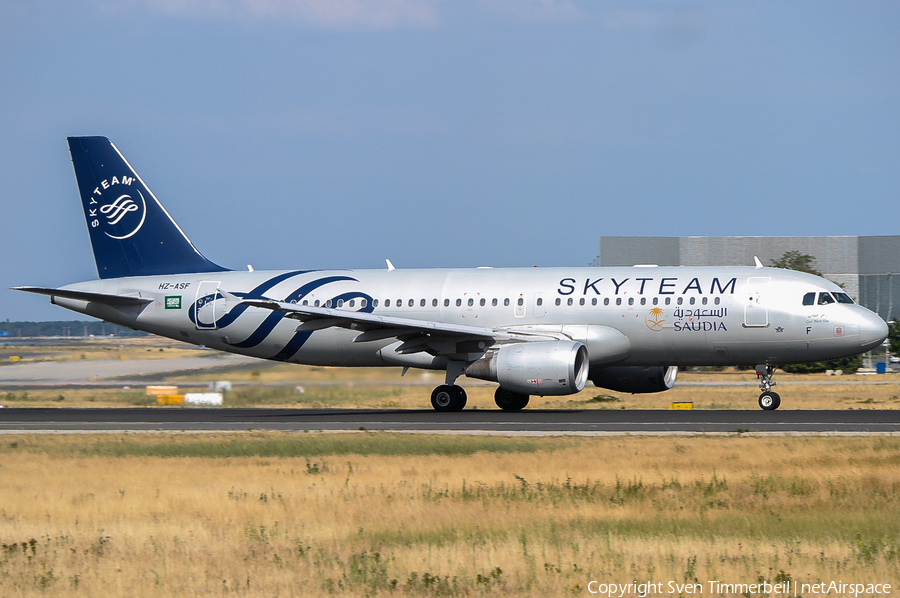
[
  {"x1": 466, "y1": 340, "x2": 589, "y2": 396},
  {"x1": 590, "y1": 365, "x2": 678, "y2": 394}
]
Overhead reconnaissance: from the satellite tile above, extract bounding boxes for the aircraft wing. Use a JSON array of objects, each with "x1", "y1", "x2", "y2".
[
  {"x1": 240, "y1": 298, "x2": 560, "y2": 348},
  {"x1": 12, "y1": 286, "x2": 154, "y2": 306}
]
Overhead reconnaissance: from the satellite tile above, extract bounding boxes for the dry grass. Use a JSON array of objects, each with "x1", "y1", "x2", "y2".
[
  {"x1": 0, "y1": 434, "x2": 898, "y2": 596},
  {"x1": 4, "y1": 371, "x2": 900, "y2": 410},
  {"x1": 3, "y1": 337, "x2": 899, "y2": 409},
  {"x1": 0, "y1": 336, "x2": 208, "y2": 365}
]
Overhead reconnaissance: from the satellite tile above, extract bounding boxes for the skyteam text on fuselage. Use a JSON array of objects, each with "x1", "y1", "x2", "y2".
[{"x1": 14, "y1": 137, "x2": 889, "y2": 411}]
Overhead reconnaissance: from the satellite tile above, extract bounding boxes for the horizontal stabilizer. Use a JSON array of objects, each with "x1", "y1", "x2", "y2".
[{"x1": 11, "y1": 286, "x2": 153, "y2": 306}]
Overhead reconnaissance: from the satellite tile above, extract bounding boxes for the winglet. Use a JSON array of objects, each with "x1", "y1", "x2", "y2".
[
  {"x1": 386, "y1": 259, "x2": 396, "y2": 271},
  {"x1": 754, "y1": 256, "x2": 763, "y2": 269}
]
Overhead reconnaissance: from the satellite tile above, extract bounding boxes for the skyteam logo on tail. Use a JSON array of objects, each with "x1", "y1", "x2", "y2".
[{"x1": 86, "y1": 175, "x2": 146, "y2": 240}]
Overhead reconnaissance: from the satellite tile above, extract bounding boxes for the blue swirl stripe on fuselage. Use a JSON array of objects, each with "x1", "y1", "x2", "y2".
[
  {"x1": 226, "y1": 276, "x2": 358, "y2": 349},
  {"x1": 188, "y1": 270, "x2": 314, "y2": 326},
  {"x1": 270, "y1": 290, "x2": 375, "y2": 362}
]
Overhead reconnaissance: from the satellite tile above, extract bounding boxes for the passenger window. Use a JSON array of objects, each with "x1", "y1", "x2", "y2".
[
  {"x1": 652, "y1": 297, "x2": 658, "y2": 306},
  {"x1": 349, "y1": 300, "x2": 355, "y2": 307},
  {"x1": 665, "y1": 297, "x2": 671, "y2": 305},
  {"x1": 604, "y1": 298, "x2": 610, "y2": 306},
  {"x1": 579, "y1": 298, "x2": 585, "y2": 306},
  {"x1": 385, "y1": 299, "x2": 391, "y2": 307},
  {"x1": 818, "y1": 293, "x2": 835, "y2": 305},
  {"x1": 456, "y1": 299, "x2": 462, "y2": 307},
  {"x1": 480, "y1": 298, "x2": 485, "y2": 307},
  {"x1": 537, "y1": 298, "x2": 543, "y2": 306},
  {"x1": 326, "y1": 300, "x2": 332, "y2": 308},
  {"x1": 314, "y1": 300, "x2": 320, "y2": 307},
  {"x1": 592, "y1": 298, "x2": 597, "y2": 306},
  {"x1": 834, "y1": 292, "x2": 854, "y2": 304},
  {"x1": 397, "y1": 299, "x2": 402, "y2": 307},
  {"x1": 361, "y1": 299, "x2": 367, "y2": 308},
  {"x1": 555, "y1": 298, "x2": 561, "y2": 306},
  {"x1": 372, "y1": 299, "x2": 379, "y2": 307},
  {"x1": 504, "y1": 298, "x2": 510, "y2": 306},
  {"x1": 616, "y1": 298, "x2": 622, "y2": 306},
  {"x1": 566, "y1": 298, "x2": 572, "y2": 306},
  {"x1": 337, "y1": 299, "x2": 343, "y2": 308},
  {"x1": 408, "y1": 299, "x2": 414, "y2": 307},
  {"x1": 714, "y1": 297, "x2": 720, "y2": 305},
  {"x1": 628, "y1": 298, "x2": 634, "y2": 305},
  {"x1": 492, "y1": 298, "x2": 498, "y2": 306},
  {"x1": 468, "y1": 298, "x2": 474, "y2": 307},
  {"x1": 432, "y1": 299, "x2": 437, "y2": 307},
  {"x1": 677, "y1": 297, "x2": 683, "y2": 305},
  {"x1": 517, "y1": 298, "x2": 524, "y2": 306},
  {"x1": 420, "y1": 299, "x2": 426, "y2": 307},
  {"x1": 701, "y1": 297, "x2": 707, "y2": 305},
  {"x1": 444, "y1": 299, "x2": 450, "y2": 307},
  {"x1": 640, "y1": 297, "x2": 646, "y2": 306}
]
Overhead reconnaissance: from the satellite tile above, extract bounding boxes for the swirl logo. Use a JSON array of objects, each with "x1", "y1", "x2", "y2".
[
  {"x1": 101, "y1": 190, "x2": 146, "y2": 239},
  {"x1": 101, "y1": 195, "x2": 138, "y2": 224}
]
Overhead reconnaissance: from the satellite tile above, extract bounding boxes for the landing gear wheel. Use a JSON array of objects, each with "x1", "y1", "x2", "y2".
[
  {"x1": 758, "y1": 391, "x2": 781, "y2": 411},
  {"x1": 494, "y1": 388, "x2": 530, "y2": 411},
  {"x1": 431, "y1": 385, "x2": 467, "y2": 412}
]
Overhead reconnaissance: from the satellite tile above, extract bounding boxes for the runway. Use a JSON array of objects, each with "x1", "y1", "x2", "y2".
[{"x1": 1, "y1": 408, "x2": 899, "y2": 434}]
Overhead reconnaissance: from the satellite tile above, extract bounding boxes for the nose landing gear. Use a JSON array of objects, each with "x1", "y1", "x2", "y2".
[{"x1": 756, "y1": 364, "x2": 781, "y2": 410}]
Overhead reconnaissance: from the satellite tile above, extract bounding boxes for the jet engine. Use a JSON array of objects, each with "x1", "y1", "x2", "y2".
[
  {"x1": 466, "y1": 340, "x2": 589, "y2": 396},
  {"x1": 590, "y1": 365, "x2": 678, "y2": 394}
]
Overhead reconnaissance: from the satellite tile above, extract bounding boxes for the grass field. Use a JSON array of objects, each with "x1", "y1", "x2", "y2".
[
  {"x1": 0, "y1": 336, "x2": 209, "y2": 365},
  {"x1": 4, "y1": 369, "x2": 900, "y2": 410},
  {"x1": 3, "y1": 336, "x2": 899, "y2": 410},
  {"x1": 0, "y1": 433, "x2": 898, "y2": 596}
]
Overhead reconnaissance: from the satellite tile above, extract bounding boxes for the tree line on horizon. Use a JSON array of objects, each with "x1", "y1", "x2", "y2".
[{"x1": 0, "y1": 320, "x2": 147, "y2": 338}]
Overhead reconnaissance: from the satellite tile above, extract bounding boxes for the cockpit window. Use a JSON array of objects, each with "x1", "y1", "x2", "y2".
[
  {"x1": 817, "y1": 292, "x2": 835, "y2": 305},
  {"x1": 833, "y1": 292, "x2": 854, "y2": 304},
  {"x1": 802, "y1": 292, "x2": 815, "y2": 306}
]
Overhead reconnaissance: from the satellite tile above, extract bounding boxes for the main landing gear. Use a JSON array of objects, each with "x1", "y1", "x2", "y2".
[
  {"x1": 430, "y1": 385, "x2": 467, "y2": 412},
  {"x1": 431, "y1": 361, "x2": 532, "y2": 412},
  {"x1": 429, "y1": 385, "x2": 532, "y2": 412},
  {"x1": 756, "y1": 364, "x2": 781, "y2": 410},
  {"x1": 494, "y1": 387, "x2": 530, "y2": 412}
]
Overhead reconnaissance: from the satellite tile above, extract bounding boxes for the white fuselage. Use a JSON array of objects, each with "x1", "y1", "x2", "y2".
[{"x1": 51, "y1": 265, "x2": 887, "y2": 371}]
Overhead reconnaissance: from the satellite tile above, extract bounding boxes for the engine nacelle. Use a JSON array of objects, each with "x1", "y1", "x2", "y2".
[
  {"x1": 590, "y1": 365, "x2": 678, "y2": 394},
  {"x1": 466, "y1": 340, "x2": 589, "y2": 396}
]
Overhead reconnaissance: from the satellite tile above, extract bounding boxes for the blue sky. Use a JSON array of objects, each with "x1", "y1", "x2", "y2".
[{"x1": 2, "y1": 0, "x2": 898, "y2": 321}]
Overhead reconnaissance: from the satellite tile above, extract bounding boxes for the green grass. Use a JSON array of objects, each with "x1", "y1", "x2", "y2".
[{"x1": 0, "y1": 432, "x2": 574, "y2": 459}]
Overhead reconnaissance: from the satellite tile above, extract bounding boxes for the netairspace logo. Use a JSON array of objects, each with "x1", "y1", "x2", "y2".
[{"x1": 585, "y1": 579, "x2": 893, "y2": 596}]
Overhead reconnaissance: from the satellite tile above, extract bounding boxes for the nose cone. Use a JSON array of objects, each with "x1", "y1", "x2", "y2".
[{"x1": 858, "y1": 309, "x2": 889, "y2": 351}]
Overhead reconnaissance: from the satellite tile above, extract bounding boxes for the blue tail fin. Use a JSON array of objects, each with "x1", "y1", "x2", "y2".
[{"x1": 68, "y1": 136, "x2": 230, "y2": 279}]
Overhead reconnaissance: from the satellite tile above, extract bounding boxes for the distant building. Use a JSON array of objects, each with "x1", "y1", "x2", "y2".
[{"x1": 593, "y1": 236, "x2": 900, "y2": 322}]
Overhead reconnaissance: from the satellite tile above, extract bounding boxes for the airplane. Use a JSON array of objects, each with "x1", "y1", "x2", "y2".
[{"x1": 14, "y1": 137, "x2": 889, "y2": 411}]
